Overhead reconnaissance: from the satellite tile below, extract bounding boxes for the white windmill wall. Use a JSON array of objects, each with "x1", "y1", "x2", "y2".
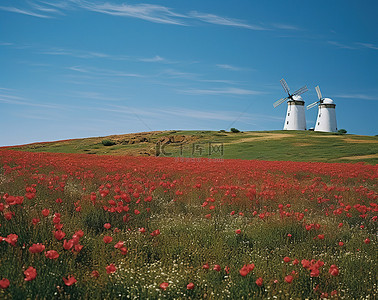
[
  {"x1": 314, "y1": 98, "x2": 337, "y2": 132},
  {"x1": 283, "y1": 96, "x2": 306, "y2": 130}
]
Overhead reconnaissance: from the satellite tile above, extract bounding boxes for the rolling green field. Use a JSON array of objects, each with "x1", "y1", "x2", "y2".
[{"x1": 6, "y1": 130, "x2": 378, "y2": 164}]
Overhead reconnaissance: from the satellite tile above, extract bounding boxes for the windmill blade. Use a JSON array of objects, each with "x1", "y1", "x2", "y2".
[
  {"x1": 280, "y1": 78, "x2": 290, "y2": 94},
  {"x1": 306, "y1": 101, "x2": 319, "y2": 110},
  {"x1": 315, "y1": 85, "x2": 322, "y2": 100},
  {"x1": 293, "y1": 85, "x2": 308, "y2": 96},
  {"x1": 273, "y1": 97, "x2": 289, "y2": 108}
]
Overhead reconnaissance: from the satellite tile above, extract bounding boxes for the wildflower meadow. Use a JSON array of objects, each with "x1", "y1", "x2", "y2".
[{"x1": 0, "y1": 149, "x2": 376, "y2": 299}]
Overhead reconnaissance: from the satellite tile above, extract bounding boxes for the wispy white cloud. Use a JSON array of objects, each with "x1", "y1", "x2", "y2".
[
  {"x1": 199, "y1": 79, "x2": 241, "y2": 85},
  {"x1": 138, "y1": 55, "x2": 165, "y2": 62},
  {"x1": 179, "y1": 87, "x2": 263, "y2": 96},
  {"x1": 188, "y1": 11, "x2": 267, "y2": 30},
  {"x1": 0, "y1": 6, "x2": 52, "y2": 18},
  {"x1": 216, "y1": 64, "x2": 243, "y2": 71},
  {"x1": 159, "y1": 69, "x2": 199, "y2": 80},
  {"x1": 1, "y1": 1, "x2": 275, "y2": 31},
  {"x1": 77, "y1": 1, "x2": 188, "y2": 26},
  {"x1": 272, "y1": 23, "x2": 301, "y2": 31},
  {"x1": 0, "y1": 42, "x2": 13, "y2": 46},
  {"x1": 40, "y1": 47, "x2": 111, "y2": 59},
  {"x1": 67, "y1": 65, "x2": 144, "y2": 78},
  {"x1": 335, "y1": 94, "x2": 378, "y2": 101},
  {"x1": 356, "y1": 42, "x2": 378, "y2": 50},
  {"x1": 0, "y1": 93, "x2": 63, "y2": 109},
  {"x1": 328, "y1": 41, "x2": 356, "y2": 50},
  {"x1": 71, "y1": 91, "x2": 125, "y2": 102}
]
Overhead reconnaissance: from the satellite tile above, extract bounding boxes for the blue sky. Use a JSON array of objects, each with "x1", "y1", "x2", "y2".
[{"x1": 1, "y1": 0, "x2": 377, "y2": 146}]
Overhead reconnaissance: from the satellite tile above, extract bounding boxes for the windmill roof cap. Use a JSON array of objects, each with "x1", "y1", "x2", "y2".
[
  {"x1": 292, "y1": 95, "x2": 303, "y2": 101},
  {"x1": 322, "y1": 98, "x2": 334, "y2": 104}
]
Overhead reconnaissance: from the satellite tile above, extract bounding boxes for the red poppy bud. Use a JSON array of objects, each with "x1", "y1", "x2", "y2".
[
  {"x1": 63, "y1": 276, "x2": 77, "y2": 286},
  {"x1": 160, "y1": 282, "x2": 169, "y2": 290},
  {"x1": 187, "y1": 282, "x2": 194, "y2": 290},
  {"x1": 106, "y1": 264, "x2": 116, "y2": 274},
  {"x1": 45, "y1": 250, "x2": 59, "y2": 259},
  {"x1": 255, "y1": 277, "x2": 263, "y2": 287},
  {"x1": 0, "y1": 278, "x2": 10, "y2": 289},
  {"x1": 103, "y1": 236, "x2": 113, "y2": 244}
]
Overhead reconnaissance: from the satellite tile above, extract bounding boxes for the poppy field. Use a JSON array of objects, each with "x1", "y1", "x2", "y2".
[{"x1": 0, "y1": 149, "x2": 376, "y2": 299}]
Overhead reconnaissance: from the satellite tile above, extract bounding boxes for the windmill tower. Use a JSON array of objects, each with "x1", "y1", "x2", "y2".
[
  {"x1": 307, "y1": 86, "x2": 337, "y2": 132},
  {"x1": 273, "y1": 78, "x2": 308, "y2": 130}
]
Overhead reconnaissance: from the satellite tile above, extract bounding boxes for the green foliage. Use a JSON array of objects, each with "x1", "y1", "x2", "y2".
[
  {"x1": 337, "y1": 129, "x2": 347, "y2": 135},
  {"x1": 230, "y1": 127, "x2": 240, "y2": 133},
  {"x1": 101, "y1": 140, "x2": 116, "y2": 146}
]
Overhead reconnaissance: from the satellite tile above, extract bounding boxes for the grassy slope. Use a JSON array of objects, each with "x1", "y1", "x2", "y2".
[{"x1": 5, "y1": 130, "x2": 378, "y2": 164}]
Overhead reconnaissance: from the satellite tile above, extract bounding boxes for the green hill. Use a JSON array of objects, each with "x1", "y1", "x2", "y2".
[{"x1": 5, "y1": 130, "x2": 378, "y2": 164}]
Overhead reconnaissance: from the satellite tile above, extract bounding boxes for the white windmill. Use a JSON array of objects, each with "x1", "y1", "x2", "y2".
[
  {"x1": 273, "y1": 78, "x2": 308, "y2": 130},
  {"x1": 307, "y1": 86, "x2": 337, "y2": 132}
]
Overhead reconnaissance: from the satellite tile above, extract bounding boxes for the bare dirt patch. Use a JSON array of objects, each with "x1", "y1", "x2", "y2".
[
  {"x1": 226, "y1": 133, "x2": 292, "y2": 144},
  {"x1": 293, "y1": 143, "x2": 312, "y2": 147},
  {"x1": 339, "y1": 154, "x2": 378, "y2": 160}
]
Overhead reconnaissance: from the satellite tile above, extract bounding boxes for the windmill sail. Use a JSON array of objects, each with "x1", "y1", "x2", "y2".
[{"x1": 315, "y1": 85, "x2": 322, "y2": 100}]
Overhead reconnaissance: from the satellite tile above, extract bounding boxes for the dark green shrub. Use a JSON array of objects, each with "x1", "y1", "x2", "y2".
[
  {"x1": 230, "y1": 128, "x2": 240, "y2": 133},
  {"x1": 101, "y1": 139, "x2": 116, "y2": 146},
  {"x1": 338, "y1": 129, "x2": 347, "y2": 135}
]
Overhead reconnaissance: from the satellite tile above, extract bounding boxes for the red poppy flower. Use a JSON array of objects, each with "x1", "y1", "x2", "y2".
[
  {"x1": 339, "y1": 241, "x2": 344, "y2": 246},
  {"x1": 364, "y1": 238, "x2": 371, "y2": 244},
  {"x1": 91, "y1": 270, "x2": 99, "y2": 278},
  {"x1": 160, "y1": 282, "x2": 169, "y2": 290},
  {"x1": 45, "y1": 250, "x2": 59, "y2": 259},
  {"x1": 29, "y1": 243, "x2": 45, "y2": 253},
  {"x1": 42, "y1": 209, "x2": 50, "y2": 217},
  {"x1": 318, "y1": 234, "x2": 325, "y2": 240},
  {"x1": 104, "y1": 223, "x2": 111, "y2": 229},
  {"x1": 187, "y1": 282, "x2": 195, "y2": 290},
  {"x1": 150, "y1": 229, "x2": 160, "y2": 237},
  {"x1": 4, "y1": 233, "x2": 18, "y2": 246},
  {"x1": 75, "y1": 230, "x2": 84, "y2": 238},
  {"x1": 106, "y1": 264, "x2": 116, "y2": 274},
  {"x1": 32, "y1": 218, "x2": 40, "y2": 225},
  {"x1": 55, "y1": 223, "x2": 63, "y2": 230},
  {"x1": 255, "y1": 277, "x2": 263, "y2": 287},
  {"x1": 213, "y1": 264, "x2": 221, "y2": 272},
  {"x1": 283, "y1": 256, "x2": 291, "y2": 263},
  {"x1": 0, "y1": 278, "x2": 10, "y2": 289},
  {"x1": 239, "y1": 266, "x2": 249, "y2": 277},
  {"x1": 54, "y1": 230, "x2": 66, "y2": 241},
  {"x1": 74, "y1": 244, "x2": 83, "y2": 252},
  {"x1": 63, "y1": 276, "x2": 77, "y2": 286},
  {"x1": 329, "y1": 265, "x2": 339, "y2": 276},
  {"x1": 120, "y1": 247, "x2": 128, "y2": 255},
  {"x1": 63, "y1": 239, "x2": 74, "y2": 250},
  {"x1": 4, "y1": 212, "x2": 13, "y2": 220},
  {"x1": 139, "y1": 227, "x2": 146, "y2": 233},
  {"x1": 235, "y1": 229, "x2": 241, "y2": 234},
  {"x1": 114, "y1": 241, "x2": 124, "y2": 249},
  {"x1": 292, "y1": 259, "x2": 299, "y2": 265},
  {"x1": 103, "y1": 236, "x2": 113, "y2": 243},
  {"x1": 202, "y1": 263, "x2": 209, "y2": 269},
  {"x1": 310, "y1": 268, "x2": 320, "y2": 277},
  {"x1": 285, "y1": 275, "x2": 293, "y2": 283},
  {"x1": 24, "y1": 266, "x2": 37, "y2": 281}
]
